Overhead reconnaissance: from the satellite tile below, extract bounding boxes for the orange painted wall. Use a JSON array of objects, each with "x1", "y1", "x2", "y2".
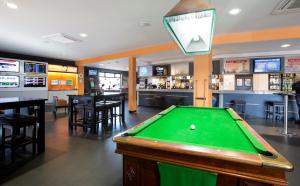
[{"x1": 48, "y1": 72, "x2": 78, "y2": 91}]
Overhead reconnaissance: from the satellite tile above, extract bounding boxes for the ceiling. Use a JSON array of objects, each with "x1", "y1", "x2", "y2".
[{"x1": 1, "y1": 0, "x2": 300, "y2": 63}]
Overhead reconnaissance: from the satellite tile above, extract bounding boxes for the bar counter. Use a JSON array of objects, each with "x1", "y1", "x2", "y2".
[{"x1": 137, "y1": 89, "x2": 193, "y2": 108}]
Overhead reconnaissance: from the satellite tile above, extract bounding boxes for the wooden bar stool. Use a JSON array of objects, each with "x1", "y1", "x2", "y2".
[{"x1": 0, "y1": 114, "x2": 37, "y2": 163}]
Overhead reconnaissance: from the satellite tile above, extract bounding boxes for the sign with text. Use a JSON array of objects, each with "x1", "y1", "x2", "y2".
[
  {"x1": 224, "y1": 59, "x2": 250, "y2": 74},
  {"x1": 285, "y1": 56, "x2": 300, "y2": 73},
  {"x1": 0, "y1": 59, "x2": 19, "y2": 72},
  {"x1": 48, "y1": 64, "x2": 77, "y2": 73},
  {"x1": 0, "y1": 76, "x2": 19, "y2": 88}
]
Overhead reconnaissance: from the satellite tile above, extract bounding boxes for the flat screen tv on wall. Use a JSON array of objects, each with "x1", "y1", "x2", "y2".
[
  {"x1": 0, "y1": 76, "x2": 19, "y2": 88},
  {"x1": 88, "y1": 69, "x2": 98, "y2": 76},
  {"x1": 0, "y1": 59, "x2": 19, "y2": 72},
  {"x1": 24, "y1": 62, "x2": 47, "y2": 74},
  {"x1": 253, "y1": 58, "x2": 282, "y2": 73},
  {"x1": 24, "y1": 76, "x2": 47, "y2": 87}
]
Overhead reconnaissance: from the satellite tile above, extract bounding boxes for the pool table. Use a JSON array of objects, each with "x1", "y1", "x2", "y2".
[{"x1": 113, "y1": 106, "x2": 293, "y2": 186}]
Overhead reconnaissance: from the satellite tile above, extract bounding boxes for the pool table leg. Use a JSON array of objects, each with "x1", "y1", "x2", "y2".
[{"x1": 123, "y1": 156, "x2": 159, "y2": 186}]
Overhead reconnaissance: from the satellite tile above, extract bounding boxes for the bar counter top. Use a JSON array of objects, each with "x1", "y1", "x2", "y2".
[
  {"x1": 137, "y1": 89, "x2": 193, "y2": 93},
  {"x1": 213, "y1": 90, "x2": 296, "y2": 95}
]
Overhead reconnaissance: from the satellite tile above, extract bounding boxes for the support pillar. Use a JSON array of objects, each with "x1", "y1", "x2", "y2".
[
  {"x1": 128, "y1": 57, "x2": 137, "y2": 112},
  {"x1": 193, "y1": 54, "x2": 212, "y2": 107}
]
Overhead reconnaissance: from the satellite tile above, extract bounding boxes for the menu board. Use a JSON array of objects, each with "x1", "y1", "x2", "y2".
[
  {"x1": 48, "y1": 64, "x2": 77, "y2": 73},
  {"x1": 24, "y1": 76, "x2": 46, "y2": 87},
  {"x1": 139, "y1": 66, "x2": 153, "y2": 77},
  {"x1": 253, "y1": 58, "x2": 282, "y2": 73},
  {"x1": 24, "y1": 62, "x2": 47, "y2": 74},
  {"x1": 0, "y1": 59, "x2": 19, "y2": 72},
  {"x1": 153, "y1": 65, "x2": 169, "y2": 76},
  {"x1": 224, "y1": 59, "x2": 250, "y2": 74},
  {"x1": 285, "y1": 56, "x2": 300, "y2": 73},
  {"x1": 0, "y1": 76, "x2": 19, "y2": 88}
]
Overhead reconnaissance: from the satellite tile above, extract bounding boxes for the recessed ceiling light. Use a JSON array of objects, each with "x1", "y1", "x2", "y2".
[
  {"x1": 139, "y1": 21, "x2": 151, "y2": 27},
  {"x1": 229, "y1": 8, "x2": 241, "y2": 15},
  {"x1": 79, "y1": 33, "x2": 88, "y2": 37},
  {"x1": 6, "y1": 2, "x2": 18, "y2": 9},
  {"x1": 281, "y1": 44, "x2": 291, "y2": 48}
]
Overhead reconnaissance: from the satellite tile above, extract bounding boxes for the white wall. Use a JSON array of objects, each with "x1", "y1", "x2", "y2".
[{"x1": 253, "y1": 74, "x2": 269, "y2": 91}]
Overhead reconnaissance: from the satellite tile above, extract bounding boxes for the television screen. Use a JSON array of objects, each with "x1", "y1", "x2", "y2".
[
  {"x1": 24, "y1": 62, "x2": 47, "y2": 74},
  {"x1": 0, "y1": 76, "x2": 19, "y2": 88},
  {"x1": 254, "y1": 58, "x2": 281, "y2": 73},
  {"x1": 88, "y1": 69, "x2": 98, "y2": 76},
  {"x1": 24, "y1": 76, "x2": 46, "y2": 87},
  {"x1": 153, "y1": 65, "x2": 169, "y2": 76},
  {"x1": 51, "y1": 80, "x2": 59, "y2": 85},
  {"x1": 0, "y1": 59, "x2": 19, "y2": 72},
  {"x1": 139, "y1": 66, "x2": 153, "y2": 77}
]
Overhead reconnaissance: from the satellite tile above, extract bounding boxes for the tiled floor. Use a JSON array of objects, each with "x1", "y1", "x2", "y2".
[{"x1": 0, "y1": 106, "x2": 300, "y2": 186}]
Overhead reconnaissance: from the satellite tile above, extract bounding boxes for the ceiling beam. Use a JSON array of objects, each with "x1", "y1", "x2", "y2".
[{"x1": 76, "y1": 26, "x2": 300, "y2": 66}]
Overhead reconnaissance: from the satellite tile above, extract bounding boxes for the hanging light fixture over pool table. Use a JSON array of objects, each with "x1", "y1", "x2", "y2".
[{"x1": 163, "y1": 0, "x2": 216, "y2": 56}]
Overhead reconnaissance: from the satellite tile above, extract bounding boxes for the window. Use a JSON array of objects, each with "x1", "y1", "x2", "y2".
[{"x1": 99, "y1": 72, "x2": 122, "y2": 90}]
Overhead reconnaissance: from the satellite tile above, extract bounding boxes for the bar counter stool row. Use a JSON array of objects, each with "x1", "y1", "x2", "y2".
[{"x1": 0, "y1": 113, "x2": 37, "y2": 164}]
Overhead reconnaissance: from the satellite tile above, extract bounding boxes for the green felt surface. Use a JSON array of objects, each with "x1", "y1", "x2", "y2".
[
  {"x1": 133, "y1": 107, "x2": 266, "y2": 155},
  {"x1": 158, "y1": 162, "x2": 217, "y2": 186}
]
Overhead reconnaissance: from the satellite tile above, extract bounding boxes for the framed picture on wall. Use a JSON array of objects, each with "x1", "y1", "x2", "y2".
[
  {"x1": 245, "y1": 79, "x2": 252, "y2": 87},
  {"x1": 236, "y1": 79, "x2": 243, "y2": 87}
]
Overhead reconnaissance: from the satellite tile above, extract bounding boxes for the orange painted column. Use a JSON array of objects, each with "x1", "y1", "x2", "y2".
[
  {"x1": 128, "y1": 57, "x2": 137, "y2": 112},
  {"x1": 77, "y1": 66, "x2": 85, "y2": 95},
  {"x1": 193, "y1": 54, "x2": 212, "y2": 107}
]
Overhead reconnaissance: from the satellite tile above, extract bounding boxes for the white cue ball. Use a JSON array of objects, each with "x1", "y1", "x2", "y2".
[{"x1": 190, "y1": 124, "x2": 196, "y2": 130}]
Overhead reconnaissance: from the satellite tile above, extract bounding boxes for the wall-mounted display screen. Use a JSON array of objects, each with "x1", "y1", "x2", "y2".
[
  {"x1": 51, "y1": 80, "x2": 59, "y2": 85},
  {"x1": 139, "y1": 66, "x2": 153, "y2": 77},
  {"x1": 0, "y1": 59, "x2": 19, "y2": 72},
  {"x1": 24, "y1": 62, "x2": 47, "y2": 74},
  {"x1": 253, "y1": 58, "x2": 282, "y2": 73},
  {"x1": 153, "y1": 65, "x2": 169, "y2": 76},
  {"x1": 0, "y1": 76, "x2": 19, "y2": 88},
  {"x1": 88, "y1": 69, "x2": 98, "y2": 76},
  {"x1": 24, "y1": 76, "x2": 46, "y2": 87}
]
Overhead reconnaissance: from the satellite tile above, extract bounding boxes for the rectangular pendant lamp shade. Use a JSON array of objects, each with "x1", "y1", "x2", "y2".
[{"x1": 163, "y1": 0, "x2": 216, "y2": 56}]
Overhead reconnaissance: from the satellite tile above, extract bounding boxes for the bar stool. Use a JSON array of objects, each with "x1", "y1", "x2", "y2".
[
  {"x1": 229, "y1": 100, "x2": 246, "y2": 119},
  {"x1": 73, "y1": 104, "x2": 99, "y2": 133},
  {"x1": 265, "y1": 101, "x2": 284, "y2": 121},
  {"x1": 107, "y1": 101, "x2": 123, "y2": 128},
  {"x1": 274, "y1": 103, "x2": 284, "y2": 121},
  {"x1": 0, "y1": 114, "x2": 37, "y2": 163}
]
